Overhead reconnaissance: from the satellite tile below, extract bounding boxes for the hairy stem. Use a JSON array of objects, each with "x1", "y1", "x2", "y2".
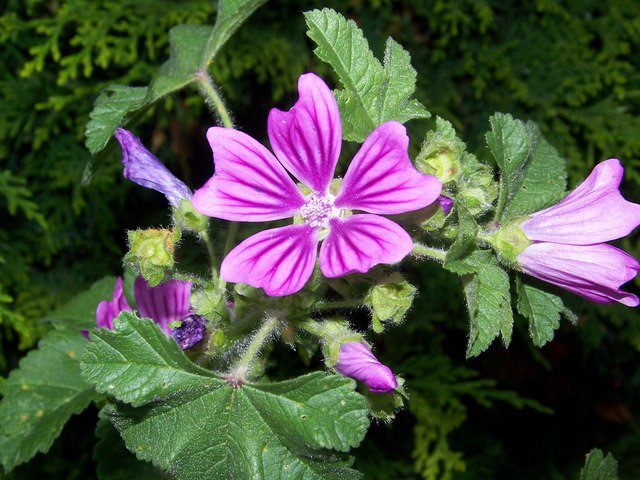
[
  {"x1": 412, "y1": 243, "x2": 447, "y2": 262},
  {"x1": 196, "y1": 71, "x2": 234, "y2": 128},
  {"x1": 235, "y1": 316, "x2": 280, "y2": 375},
  {"x1": 200, "y1": 231, "x2": 218, "y2": 279},
  {"x1": 312, "y1": 299, "x2": 364, "y2": 312}
]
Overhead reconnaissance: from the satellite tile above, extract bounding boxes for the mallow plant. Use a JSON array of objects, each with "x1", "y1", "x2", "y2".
[{"x1": 0, "y1": 2, "x2": 637, "y2": 479}]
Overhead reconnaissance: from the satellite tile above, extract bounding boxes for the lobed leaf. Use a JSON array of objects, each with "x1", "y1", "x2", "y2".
[
  {"x1": 85, "y1": 0, "x2": 266, "y2": 154},
  {"x1": 516, "y1": 276, "x2": 575, "y2": 348},
  {"x1": 451, "y1": 251, "x2": 513, "y2": 357},
  {"x1": 580, "y1": 449, "x2": 619, "y2": 480},
  {"x1": 0, "y1": 329, "x2": 101, "y2": 472},
  {"x1": 81, "y1": 312, "x2": 216, "y2": 406},
  {"x1": 305, "y1": 8, "x2": 429, "y2": 142},
  {"x1": 82, "y1": 314, "x2": 369, "y2": 479}
]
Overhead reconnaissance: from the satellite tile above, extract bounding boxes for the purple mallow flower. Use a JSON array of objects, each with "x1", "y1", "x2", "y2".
[
  {"x1": 115, "y1": 128, "x2": 192, "y2": 207},
  {"x1": 335, "y1": 342, "x2": 397, "y2": 393},
  {"x1": 171, "y1": 314, "x2": 207, "y2": 350},
  {"x1": 192, "y1": 73, "x2": 442, "y2": 297},
  {"x1": 93, "y1": 276, "x2": 202, "y2": 348},
  {"x1": 517, "y1": 159, "x2": 640, "y2": 306}
]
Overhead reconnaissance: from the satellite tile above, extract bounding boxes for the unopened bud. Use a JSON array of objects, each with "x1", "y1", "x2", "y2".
[
  {"x1": 336, "y1": 342, "x2": 397, "y2": 393},
  {"x1": 416, "y1": 117, "x2": 465, "y2": 184},
  {"x1": 125, "y1": 228, "x2": 175, "y2": 286},
  {"x1": 366, "y1": 274, "x2": 416, "y2": 333}
]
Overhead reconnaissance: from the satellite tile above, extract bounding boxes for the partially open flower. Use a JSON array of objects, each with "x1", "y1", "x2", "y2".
[
  {"x1": 193, "y1": 73, "x2": 442, "y2": 296},
  {"x1": 503, "y1": 159, "x2": 640, "y2": 306},
  {"x1": 115, "y1": 128, "x2": 192, "y2": 207},
  {"x1": 91, "y1": 277, "x2": 201, "y2": 348},
  {"x1": 335, "y1": 342, "x2": 397, "y2": 393}
]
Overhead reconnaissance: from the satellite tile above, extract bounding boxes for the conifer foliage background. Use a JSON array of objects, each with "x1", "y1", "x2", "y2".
[{"x1": 1, "y1": 0, "x2": 639, "y2": 478}]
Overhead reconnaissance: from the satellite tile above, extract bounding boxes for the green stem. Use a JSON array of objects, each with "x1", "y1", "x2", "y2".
[
  {"x1": 200, "y1": 231, "x2": 218, "y2": 279},
  {"x1": 224, "y1": 222, "x2": 239, "y2": 256},
  {"x1": 412, "y1": 243, "x2": 447, "y2": 262},
  {"x1": 312, "y1": 299, "x2": 364, "y2": 312},
  {"x1": 493, "y1": 178, "x2": 507, "y2": 222},
  {"x1": 235, "y1": 316, "x2": 280, "y2": 374},
  {"x1": 297, "y1": 319, "x2": 326, "y2": 338},
  {"x1": 196, "y1": 71, "x2": 234, "y2": 128}
]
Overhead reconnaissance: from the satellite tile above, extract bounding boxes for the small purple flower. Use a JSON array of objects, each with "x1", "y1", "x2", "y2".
[
  {"x1": 335, "y1": 342, "x2": 397, "y2": 393},
  {"x1": 92, "y1": 276, "x2": 200, "y2": 348},
  {"x1": 172, "y1": 314, "x2": 207, "y2": 349},
  {"x1": 517, "y1": 159, "x2": 640, "y2": 306},
  {"x1": 193, "y1": 73, "x2": 442, "y2": 297},
  {"x1": 115, "y1": 128, "x2": 192, "y2": 207},
  {"x1": 437, "y1": 195, "x2": 454, "y2": 215}
]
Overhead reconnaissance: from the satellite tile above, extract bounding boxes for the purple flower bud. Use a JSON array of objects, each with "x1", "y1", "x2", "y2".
[
  {"x1": 437, "y1": 195, "x2": 454, "y2": 215},
  {"x1": 171, "y1": 314, "x2": 207, "y2": 350},
  {"x1": 335, "y1": 342, "x2": 397, "y2": 393},
  {"x1": 134, "y1": 277, "x2": 192, "y2": 335},
  {"x1": 115, "y1": 128, "x2": 192, "y2": 207}
]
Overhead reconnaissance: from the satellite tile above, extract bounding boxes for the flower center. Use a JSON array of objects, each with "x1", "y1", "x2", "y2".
[{"x1": 300, "y1": 193, "x2": 340, "y2": 228}]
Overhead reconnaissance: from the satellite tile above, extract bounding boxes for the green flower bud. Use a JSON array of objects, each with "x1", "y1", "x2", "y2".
[
  {"x1": 125, "y1": 228, "x2": 175, "y2": 286},
  {"x1": 486, "y1": 222, "x2": 531, "y2": 264},
  {"x1": 365, "y1": 274, "x2": 416, "y2": 333},
  {"x1": 173, "y1": 199, "x2": 209, "y2": 234},
  {"x1": 415, "y1": 117, "x2": 466, "y2": 184}
]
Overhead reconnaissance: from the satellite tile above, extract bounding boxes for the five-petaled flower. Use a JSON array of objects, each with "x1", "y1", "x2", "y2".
[
  {"x1": 193, "y1": 73, "x2": 442, "y2": 296},
  {"x1": 516, "y1": 159, "x2": 640, "y2": 306},
  {"x1": 91, "y1": 277, "x2": 205, "y2": 349}
]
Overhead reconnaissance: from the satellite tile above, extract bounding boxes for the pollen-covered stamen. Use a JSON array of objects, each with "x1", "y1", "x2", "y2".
[{"x1": 300, "y1": 193, "x2": 340, "y2": 228}]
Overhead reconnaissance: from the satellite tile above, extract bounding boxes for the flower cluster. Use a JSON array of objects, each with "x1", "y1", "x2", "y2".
[{"x1": 108, "y1": 72, "x2": 640, "y2": 396}]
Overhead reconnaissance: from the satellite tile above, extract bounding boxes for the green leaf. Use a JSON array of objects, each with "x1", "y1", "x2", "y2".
[
  {"x1": 85, "y1": 0, "x2": 266, "y2": 154},
  {"x1": 503, "y1": 124, "x2": 567, "y2": 219},
  {"x1": 457, "y1": 252, "x2": 513, "y2": 357},
  {"x1": 46, "y1": 276, "x2": 118, "y2": 330},
  {"x1": 85, "y1": 86, "x2": 148, "y2": 155},
  {"x1": 516, "y1": 277, "x2": 575, "y2": 347},
  {"x1": 305, "y1": 8, "x2": 429, "y2": 142},
  {"x1": 0, "y1": 329, "x2": 100, "y2": 472},
  {"x1": 81, "y1": 312, "x2": 215, "y2": 406},
  {"x1": 82, "y1": 314, "x2": 369, "y2": 479},
  {"x1": 580, "y1": 449, "x2": 619, "y2": 480},
  {"x1": 94, "y1": 412, "x2": 163, "y2": 480},
  {"x1": 486, "y1": 113, "x2": 568, "y2": 221},
  {"x1": 444, "y1": 202, "x2": 478, "y2": 270}
]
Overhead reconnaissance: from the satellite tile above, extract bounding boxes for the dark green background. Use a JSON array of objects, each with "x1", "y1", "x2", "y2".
[{"x1": 1, "y1": 0, "x2": 639, "y2": 478}]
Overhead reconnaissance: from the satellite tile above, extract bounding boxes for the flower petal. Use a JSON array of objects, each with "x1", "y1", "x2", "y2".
[
  {"x1": 221, "y1": 224, "x2": 319, "y2": 297},
  {"x1": 134, "y1": 278, "x2": 192, "y2": 335},
  {"x1": 319, "y1": 214, "x2": 413, "y2": 278},
  {"x1": 192, "y1": 127, "x2": 306, "y2": 221},
  {"x1": 95, "y1": 277, "x2": 132, "y2": 330},
  {"x1": 268, "y1": 73, "x2": 341, "y2": 194},
  {"x1": 521, "y1": 159, "x2": 640, "y2": 244},
  {"x1": 336, "y1": 342, "x2": 397, "y2": 393},
  {"x1": 518, "y1": 242, "x2": 640, "y2": 306},
  {"x1": 335, "y1": 122, "x2": 442, "y2": 214},
  {"x1": 115, "y1": 129, "x2": 192, "y2": 207}
]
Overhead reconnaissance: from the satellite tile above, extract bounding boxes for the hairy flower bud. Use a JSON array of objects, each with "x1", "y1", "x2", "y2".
[
  {"x1": 335, "y1": 342, "x2": 397, "y2": 393},
  {"x1": 174, "y1": 198, "x2": 209, "y2": 234},
  {"x1": 415, "y1": 117, "x2": 465, "y2": 184},
  {"x1": 125, "y1": 228, "x2": 176, "y2": 286},
  {"x1": 366, "y1": 274, "x2": 416, "y2": 333}
]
